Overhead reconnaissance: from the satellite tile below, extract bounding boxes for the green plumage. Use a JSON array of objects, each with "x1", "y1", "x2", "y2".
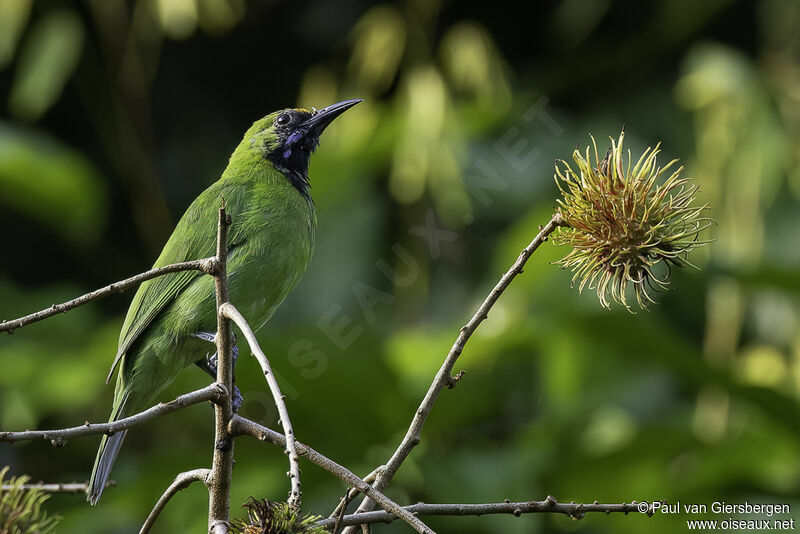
[{"x1": 88, "y1": 100, "x2": 359, "y2": 504}]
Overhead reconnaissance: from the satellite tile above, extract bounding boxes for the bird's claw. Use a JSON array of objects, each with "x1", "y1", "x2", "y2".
[
  {"x1": 195, "y1": 332, "x2": 241, "y2": 411},
  {"x1": 192, "y1": 331, "x2": 216, "y2": 343},
  {"x1": 232, "y1": 385, "x2": 243, "y2": 413}
]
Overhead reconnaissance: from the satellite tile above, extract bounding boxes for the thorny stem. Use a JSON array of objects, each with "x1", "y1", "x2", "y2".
[
  {"x1": 0, "y1": 383, "x2": 225, "y2": 445},
  {"x1": 220, "y1": 303, "x2": 302, "y2": 509},
  {"x1": 0, "y1": 258, "x2": 216, "y2": 334},
  {"x1": 343, "y1": 214, "x2": 565, "y2": 529},
  {"x1": 317, "y1": 496, "x2": 651, "y2": 529},
  {"x1": 208, "y1": 207, "x2": 235, "y2": 534}
]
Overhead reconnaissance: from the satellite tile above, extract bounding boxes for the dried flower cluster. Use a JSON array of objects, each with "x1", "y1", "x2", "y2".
[{"x1": 553, "y1": 130, "x2": 711, "y2": 310}]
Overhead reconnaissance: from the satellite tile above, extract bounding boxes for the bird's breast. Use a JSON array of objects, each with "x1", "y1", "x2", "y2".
[{"x1": 227, "y1": 200, "x2": 315, "y2": 332}]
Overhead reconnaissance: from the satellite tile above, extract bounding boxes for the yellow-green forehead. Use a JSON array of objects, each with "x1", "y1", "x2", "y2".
[{"x1": 268, "y1": 107, "x2": 311, "y2": 118}]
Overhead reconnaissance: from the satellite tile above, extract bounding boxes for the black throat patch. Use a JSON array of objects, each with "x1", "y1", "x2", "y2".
[{"x1": 268, "y1": 154, "x2": 312, "y2": 200}]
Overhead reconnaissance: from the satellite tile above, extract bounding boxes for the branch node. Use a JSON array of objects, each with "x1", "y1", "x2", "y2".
[
  {"x1": 202, "y1": 258, "x2": 219, "y2": 276},
  {"x1": 210, "y1": 383, "x2": 228, "y2": 405},
  {"x1": 446, "y1": 370, "x2": 466, "y2": 389},
  {"x1": 215, "y1": 437, "x2": 232, "y2": 453}
]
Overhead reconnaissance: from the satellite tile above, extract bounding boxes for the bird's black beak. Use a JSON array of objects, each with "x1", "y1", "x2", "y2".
[{"x1": 302, "y1": 99, "x2": 362, "y2": 136}]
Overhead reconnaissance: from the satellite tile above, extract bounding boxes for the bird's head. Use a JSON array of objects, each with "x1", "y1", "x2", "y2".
[{"x1": 244, "y1": 99, "x2": 362, "y2": 196}]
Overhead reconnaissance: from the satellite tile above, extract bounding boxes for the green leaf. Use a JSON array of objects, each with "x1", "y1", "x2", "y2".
[
  {"x1": 8, "y1": 9, "x2": 84, "y2": 121},
  {"x1": 0, "y1": 0, "x2": 32, "y2": 69},
  {"x1": 0, "y1": 124, "x2": 107, "y2": 244}
]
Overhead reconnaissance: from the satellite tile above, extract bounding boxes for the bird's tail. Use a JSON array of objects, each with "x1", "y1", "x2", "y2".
[{"x1": 87, "y1": 392, "x2": 129, "y2": 505}]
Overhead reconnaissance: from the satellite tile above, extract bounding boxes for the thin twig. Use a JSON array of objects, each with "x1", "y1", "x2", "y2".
[
  {"x1": 229, "y1": 415, "x2": 434, "y2": 534},
  {"x1": 220, "y1": 302, "x2": 302, "y2": 509},
  {"x1": 0, "y1": 383, "x2": 225, "y2": 445},
  {"x1": 0, "y1": 481, "x2": 115, "y2": 494},
  {"x1": 0, "y1": 258, "x2": 217, "y2": 334},
  {"x1": 208, "y1": 207, "x2": 235, "y2": 534},
  {"x1": 344, "y1": 214, "x2": 565, "y2": 528},
  {"x1": 139, "y1": 469, "x2": 211, "y2": 534},
  {"x1": 317, "y1": 496, "x2": 649, "y2": 529},
  {"x1": 329, "y1": 468, "x2": 382, "y2": 534}
]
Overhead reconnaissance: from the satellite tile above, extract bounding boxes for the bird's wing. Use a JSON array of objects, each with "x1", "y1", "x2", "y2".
[{"x1": 106, "y1": 180, "x2": 247, "y2": 383}]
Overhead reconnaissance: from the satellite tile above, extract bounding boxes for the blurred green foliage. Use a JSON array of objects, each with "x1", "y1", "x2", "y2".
[
  {"x1": 1, "y1": 0, "x2": 799, "y2": 533},
  {"x1": 0, "y1": 466, "x2": 60, "y2": 533}
]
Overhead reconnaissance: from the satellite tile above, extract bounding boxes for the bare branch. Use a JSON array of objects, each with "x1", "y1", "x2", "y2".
[
  {"x1": 229, "y1": 415, "x2": 434, "y2": 534},
  {"x1": 208, "y1": 207, "x2": 235, "y2": 533},
  {"x1": 0, "y1": 383, "x2": 225, "y2": 445},
  {"x1": 139, "y1": 469, "x2": 211, "y2": 534},
  {"x1": 318, "y1": 496, "x2": 648, "y2": 529},
  {"x1": 0, "y1": 481, "x2": 115, "y2": 494},
  {"x1": 329, "y1": 468, "x2": 382, "y2": 533},
  {"x1": 345, "y1": 214, "x2": 565, "y2": 528},
  {"x1": 0, "y1": 258, "x2": 217, "y2": 334},
  {"x1": 220, "y1": 302, "x2": 302, "y2": 509}
]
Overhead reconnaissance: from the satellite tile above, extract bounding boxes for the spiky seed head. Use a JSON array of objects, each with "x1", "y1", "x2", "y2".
[
  {"x1": 552, "y1": 130, "x2": 712, "y2": 311},
  {"x1": 230, "y1": 498, "x2": 325, "y2": 534}
]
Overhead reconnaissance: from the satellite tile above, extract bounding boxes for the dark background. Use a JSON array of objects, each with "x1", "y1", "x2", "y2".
[{"x1": 1, "y1": 0, "x2": 799, "y2": 532}]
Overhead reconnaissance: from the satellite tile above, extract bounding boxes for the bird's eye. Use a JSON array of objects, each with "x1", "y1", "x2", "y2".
[{"x1": 276, "y1": 113, "x2": 291, "y2": 126}]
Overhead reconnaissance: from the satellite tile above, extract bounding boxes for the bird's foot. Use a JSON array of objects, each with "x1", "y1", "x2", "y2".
[
  {"x1": 230, "y1": 385, "x2": 243, "y2": 413},
  {"x1": 194, "y1": 332, "x2": 242, "y2": 412},
  {"x1": 191, "y1": 331, "x2": 216, "y2": 343},
  {"x1": 197, "y1": 356, "x2": 243, "y2": 412}
]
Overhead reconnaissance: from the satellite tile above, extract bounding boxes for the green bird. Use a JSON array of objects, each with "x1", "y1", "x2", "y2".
[{"x1": 87, "y1": 99, "x2": 361, "y2": 504}]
